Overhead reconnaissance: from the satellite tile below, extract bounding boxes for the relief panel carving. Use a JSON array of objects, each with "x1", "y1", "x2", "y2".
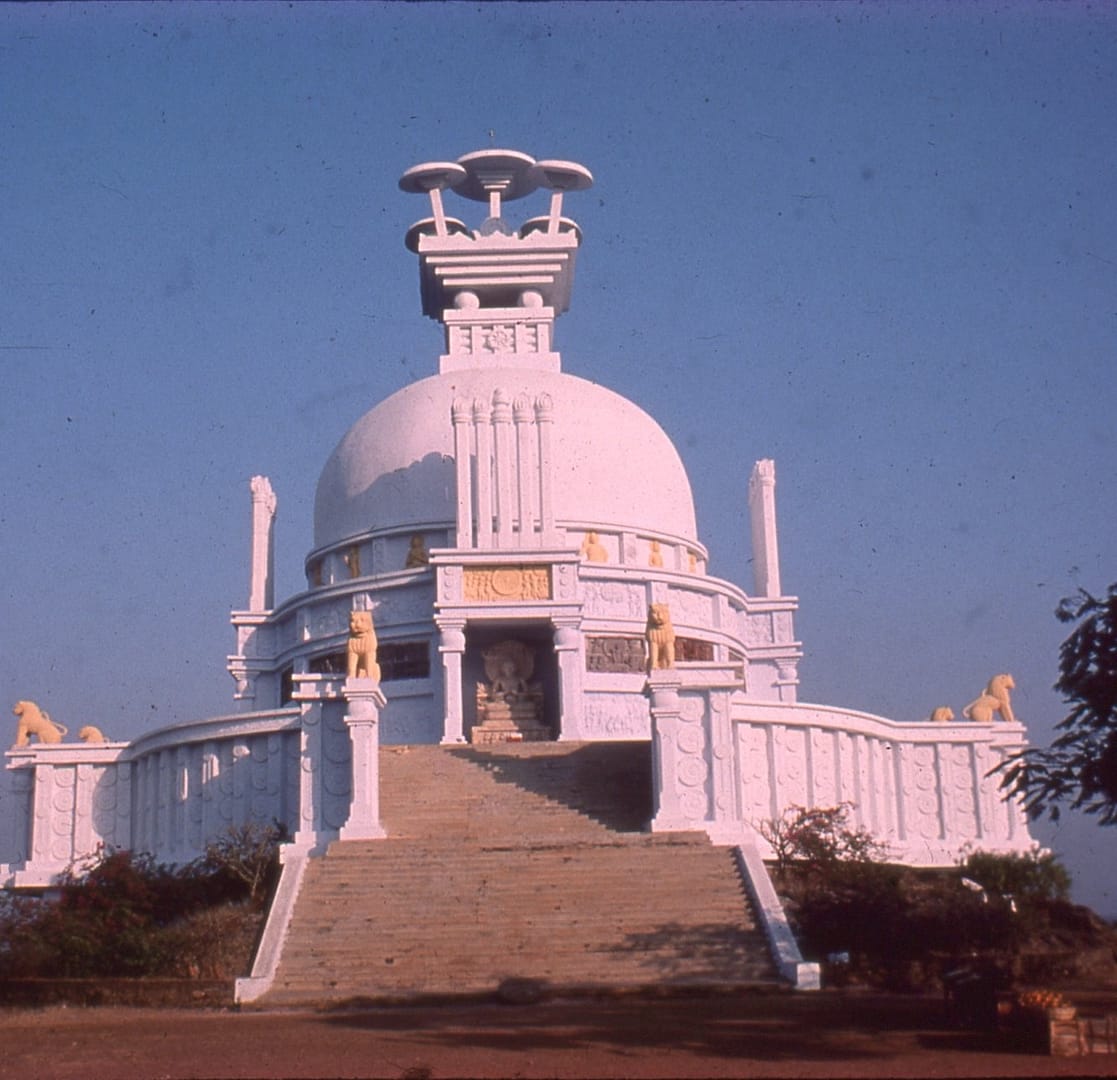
[
  {"x1": 667, "y1": 588, "x2": 711, "y2": 629},
  {"x1": 582, "y1": 580, "x2": 645, "y2": 619},
  {"x1": 464, "y1": 565, "x2": 552, "y2": 602},
  {"x1": 585, "y1": 636, "x2": 645, "y2": 674},
  {"x1": 741, "y1": 613, "x2": 773, "y2": 647},
  {"x1": 581, "y1": 694, "x2": 650, "y2": 738}
]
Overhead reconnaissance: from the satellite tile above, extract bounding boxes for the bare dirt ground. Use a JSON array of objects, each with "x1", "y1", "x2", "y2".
[{"x1": 2, "y1": 991, "x2": 1116, "y2": 1080}]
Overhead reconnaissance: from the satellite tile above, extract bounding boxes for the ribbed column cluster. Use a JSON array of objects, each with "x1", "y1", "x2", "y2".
[{"x1": 452, "y1": 390, "x2": 556, "y2": 549}]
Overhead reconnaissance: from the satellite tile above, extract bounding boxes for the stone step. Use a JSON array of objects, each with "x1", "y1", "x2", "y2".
[{"x1": 261, "y1": 741, "x2": 779, "y2": 1003}]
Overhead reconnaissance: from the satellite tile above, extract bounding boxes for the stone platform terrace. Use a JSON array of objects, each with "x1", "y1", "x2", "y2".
[{"x1": 256, "y1": 742, "x2": 779, "y2": 1006}]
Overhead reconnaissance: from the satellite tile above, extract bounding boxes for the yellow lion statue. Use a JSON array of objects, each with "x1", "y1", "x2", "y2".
[
  {"x1": 962, "y1": 674, "x2": 1017, "y2": 724},
  {"x1": 645, "y1": 603, "x2": 676, "y2": 673},
  {"x1": 78, "y1": 725, "x2": 108, "y2": 743},
  {"x1": 929, "y1": 706, "x2": 955, "y2": 723},
  {"x1": 346, "y1": 610, "x2": 380, "y2": 680},
  {"x1": 12, "y1": 700, "x2": 67, "y2": 747}
]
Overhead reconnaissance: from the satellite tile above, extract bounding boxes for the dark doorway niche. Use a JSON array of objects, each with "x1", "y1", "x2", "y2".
[{"x1": 463, "y1": 620, "x2": 559, "y2": 740}]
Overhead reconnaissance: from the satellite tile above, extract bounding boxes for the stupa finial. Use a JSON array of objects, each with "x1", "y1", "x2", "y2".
[{"x1": 399, "y1": 149, "x2": 593, "y2": 374}]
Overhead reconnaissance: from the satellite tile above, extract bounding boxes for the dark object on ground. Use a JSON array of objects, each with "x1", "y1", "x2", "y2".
[{"x1": 943, "y1": 957, "x2": 1011, "y2": 1030}]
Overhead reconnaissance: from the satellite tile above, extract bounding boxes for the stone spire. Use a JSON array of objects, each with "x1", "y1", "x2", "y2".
[{"x1": 399, "y1": 149, "x2": 593, "y2": 374}]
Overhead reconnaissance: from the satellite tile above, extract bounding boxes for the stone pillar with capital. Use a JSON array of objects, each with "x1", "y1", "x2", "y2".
[
  {"x1": 248, "y1": 475, "x2": 278, "y2": 611},
  {"x1": 339, "y1": 678, "x2": 387, "y2": 841},
  {"x1": 552, "y1": 617, "x2": 584, "y2": 740},
  {"x1": 748, "y1": 459, "x2": 781, "y2": 598},
  {"x1": 647, "y1": 671, "x2": 684, "y2": 832},
  {"x1": 437, "y1": 618, "x2": 467, "y2": 744}
]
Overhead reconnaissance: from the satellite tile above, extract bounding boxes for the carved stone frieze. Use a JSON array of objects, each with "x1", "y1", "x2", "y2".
[
  {"x1": 585, "y1": 636, "x2": 645, "y2": 673},
  {"x1": 667, "y1": 588, "x2": 710, "y2": 628},
  {"x1": 582, "y1": 579, "x2": 645, "y2": 619},
  {"x1": 581, "y1": 694, "x2": 649, "y2": 738},
  {"x1": 463, "y1": 564, "x2": 552, "y2": 602},
  {"x1": 741, "y1": 613, "x2": 773, "y2": 647}
]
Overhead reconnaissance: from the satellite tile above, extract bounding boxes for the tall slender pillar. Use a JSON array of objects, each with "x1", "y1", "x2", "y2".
[
  {"x1": 452, "y1": 399, "x2": 474, "y2": 548},
  {"x1": 473, "y1": 398, "x2": 494, "y2": 548},
  {"x1": 248, "y1": 476, "x2": 277, "y2": 610},
  {"x1": 492, "y1": 389, "x2": 515, "y2": 547},
  {"x1": 535, "y1": 393, "x2": 556, "y2": 544},
  {"x1": 513, "y1": 394, "x2": 537, "y2": 544},
  {"x1": 748, "y1": 460, "x2": 781, "y2": 598}
]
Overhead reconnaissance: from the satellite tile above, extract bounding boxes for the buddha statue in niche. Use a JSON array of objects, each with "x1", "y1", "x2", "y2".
[
  {"x1": 473, "y1": 639, "x2": 548, "y2": 743},
  {"x1": 405, "y1": 533, "x2": 430, "y2": 568}
]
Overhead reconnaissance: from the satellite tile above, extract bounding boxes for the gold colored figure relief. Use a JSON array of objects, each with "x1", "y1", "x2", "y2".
[
  {"x1": 405, "y1": 534, "x2": 430, "y2": 569},
  {"x1": 929, "y1": 707, "x2": 956, "y2": 723},
  {"x1": 962, "y1": 674, "x2": 1017, "y2": 723},
  {"x1": 79, "y1": 725, "x2": 108, "y2": 743},
  {"x1": 580, "y1": 531, "x2": 608, "y2": 562},
  {"x1": 12, "y1": 700, "x2": 67, "y2": 747},
  {"x1": 645, "y1": 604, "x2": 676, "y2": 673},
  {"x1": 463, "y1": 565, "x2": 551, "y2": 602},
  {"x1": 346, "y1": 610, "x2": 381, "y2": 681},
  {"x1": 648, "y1": 540, "x2": 664, "y2": 568},
  {"x1": 345, "y1": 545, "x2": 362, "y2": 579}
]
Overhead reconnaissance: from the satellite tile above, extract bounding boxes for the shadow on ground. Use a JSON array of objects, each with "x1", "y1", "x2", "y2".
[{"x1": 319, "y1": 991, "x2": 945, "y2": 1065}]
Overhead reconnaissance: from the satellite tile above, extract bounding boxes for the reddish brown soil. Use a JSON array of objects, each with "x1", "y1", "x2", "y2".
[{"x1": 2, "y1": 991, "x2": 1116, "y2": 1079}]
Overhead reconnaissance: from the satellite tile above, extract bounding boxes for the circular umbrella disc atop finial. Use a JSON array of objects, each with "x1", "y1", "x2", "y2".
[
  {"x1": 531, "y1": 160, "x2": 594, "y2": 192},
  {"x1": 453, "y1": 149, "x2": 539, "y2": 201},
  {"x1": 399, "y1": 162, "x2": 468, "y2": 193}
]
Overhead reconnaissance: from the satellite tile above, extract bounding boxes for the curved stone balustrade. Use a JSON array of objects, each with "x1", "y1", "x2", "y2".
[{"x1": 647, "y1": 676, "x2": 1033, "y2": 867}]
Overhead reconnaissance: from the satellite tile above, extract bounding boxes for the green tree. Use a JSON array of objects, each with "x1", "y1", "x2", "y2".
[{"x1": 1001, "y1": 583, "x2": 1117, "y2": 824}]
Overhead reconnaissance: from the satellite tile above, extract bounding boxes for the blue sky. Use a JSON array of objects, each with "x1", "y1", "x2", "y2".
[{"x1": 2, "y1": 2, "x2": 1115, "y2": 914}]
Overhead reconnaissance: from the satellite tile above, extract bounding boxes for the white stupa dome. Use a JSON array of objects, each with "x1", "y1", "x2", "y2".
[{"x1": 313, "y1": 367, "x2": 698, "y2": 550}]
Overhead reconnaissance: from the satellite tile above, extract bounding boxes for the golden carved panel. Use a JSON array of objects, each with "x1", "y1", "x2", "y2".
[{"x1": 463, "y1": 565, "x2": 552, "y2": 602}]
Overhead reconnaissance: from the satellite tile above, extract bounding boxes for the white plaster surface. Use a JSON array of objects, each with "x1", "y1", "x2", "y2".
[{"x1": 313, "y1": 369, "x2": 698, "y2": 550}]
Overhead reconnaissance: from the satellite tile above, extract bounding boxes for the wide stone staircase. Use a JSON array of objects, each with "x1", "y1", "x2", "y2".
[{"x1": 260, "y1": 742, "x2": 779, "y2": 1005}]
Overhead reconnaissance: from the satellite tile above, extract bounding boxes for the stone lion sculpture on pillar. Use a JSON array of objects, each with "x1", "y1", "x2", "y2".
[
  {"x1": 645, "y1": 603, "x2": 676, "y2": 673},
  {"x1": 12, "y1": 700, "x2": 67, "y2": 747},
  {"x1": 929, "y1": 706, "x2": 955, "y2": 723},
  {"x1": 346, "y1": 610, "x2": 380, "y2": 681},
  {"x1": 962, "y1": 674, "x2": 1017, "y2": 723}
]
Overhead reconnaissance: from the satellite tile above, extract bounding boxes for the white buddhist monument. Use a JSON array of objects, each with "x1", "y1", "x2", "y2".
[{"x1": 2, "y1": 149, "x2": 1035, "y2": 996}]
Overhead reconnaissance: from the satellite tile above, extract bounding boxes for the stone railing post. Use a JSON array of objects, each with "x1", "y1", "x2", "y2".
[
  {"x1": 339, "y1": 678, "x2": 387, "y2": 841},
  {"x1": 647, "y1": 670, "x2": 686, "y2": 832}
]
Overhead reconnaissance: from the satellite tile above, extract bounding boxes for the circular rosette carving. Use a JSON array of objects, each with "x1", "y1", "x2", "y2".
[
  {"x1": 490, "y1": 567, "x2": 524, "y2": 597},
  {"x1": 93, "y1": 782, "x2": 118, "y2": 814},
  {"x1": 676, "y1": 725, "x2": 705, "y2": 755},
  {"x1": 680, "y1": 789, "x2": 707, "y2": 820},
  {"x1": 677, "y1": 754, "x2": 709, "y2": 788},
  {"x1": 680, "y1": 697, "x2": 706, "y2": 724}
]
